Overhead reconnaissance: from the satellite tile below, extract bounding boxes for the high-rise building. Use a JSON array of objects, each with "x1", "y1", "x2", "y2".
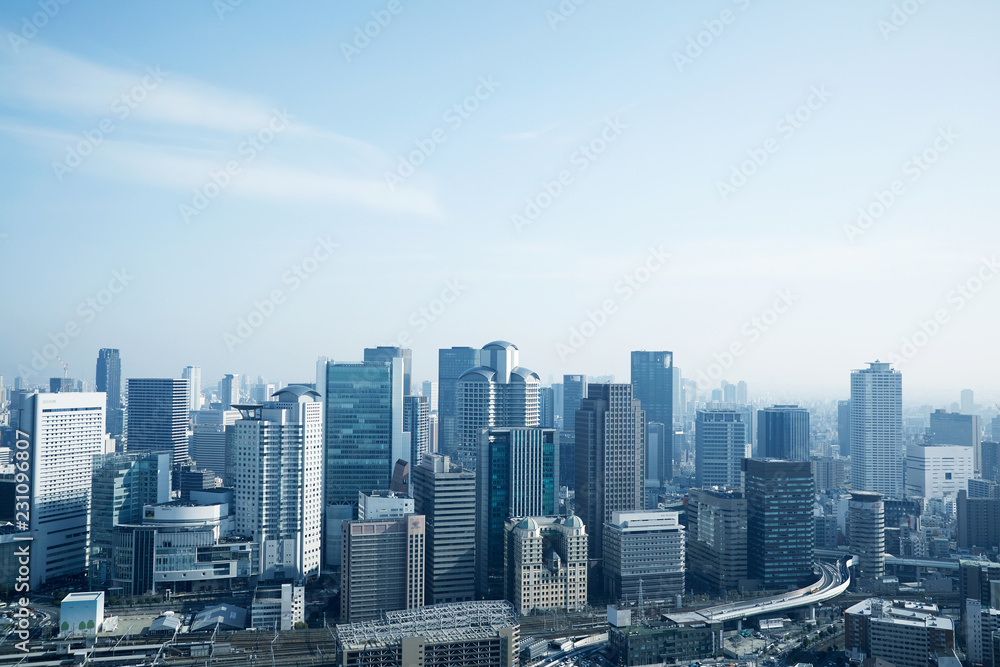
[
  {"x1": 848, "y1": 491, "x2": 885, "y2": 581},
  {"x1": 646, "y1": 422, "x2": 672, "y2": 483},
  {"x1": 929, "y1": 409, "x2": 983, "y2": 472},
  {"x1": 736, "y1": 380, "x2": 748, "y2": 405},
  {"x1": 539, "y1": 387, "x2": 555, "y2": 428},
  {"x1": 686, "y1": 487, "x2": 747, "y2": 593},
  {"x1": 96, "y1": 349, "x2": 123, "y2": 437},
  {"x1": 838, "y1": 400, "x2": 851, "y2": 458},
  {"x1": 421, "y1": 380, "x2": 438, "y2": 412},
  {"x1": 743, "y1": 458, "x2": 814, "y2": 589},
  {"x1": 49, "y1": 377, "x2": 76, "y2": 393},
  {"x1": 357, "y1": 490, "x2": 413, "y2": 520},
  {"x1": 181, "y1": 366, "x2": 202, "y2": 411},
  {"x1": 456, "y1": 341, "x2": 540, "y2": 471},
  {"x1": 957, "y1": 490, "x2": 1000, "y2": 550},
  {"x1": 364, "y1": 346, "x2": 412, "y2": 397},
  {"x1": 229, "y1": 386, "x2": 323, "y2": 581},
  {"x1": 438, "y1": 347, "x2": 481, "y2": 459},
  {"x1": 575, "y1": 383, "x2": 644, "y2": 562},
  {"x1": 811, "y1": 457, "x2": 846, "y2": 492},
  {"x1": 962, "y1": 389, "x2": 975, "y2": 415},
  {"x1": 850, "y1": 362, "x2": 903, "y2": 498},
  {"x1": 904, "y1": 443, "x2": 973, "y2": 500},
  {"x1": 757, "y1": 405, "x2": 810, "y2": 461},
  {"x1": 403, "y1": 394, "x2": 430, "y2": 470},
  {"x1": 630, "y1": 350, "x2": 674, "y2": 439},
  {"x1": 125, "y1": 378, "x2": 190, "y2": 469},
  {"x1": 694, "y1": 409, "x2": 749, "y2": 489},
  {"x1": 340, "y1": 515, "x2": 425, "y2": 622},
  {"x1": 476, "y1": 427, "x2": 558, "y2": 600},
  {"x1": 323, "y1": 359, "x2": 404, "y2": 506},
  {"x1": 603, "y1": 510, "x2": 685, "y2": 602},
  {"x1": 412, "y1": 453, "x2": 476, "y2": 604},
  {"x1": 562, "y1": 374, "x2": 588, "y2": 434},
  {"x1": 983, "y1": 441, "x2": 1000, "y2": 484},
  {"x1": 20, "y1": 392, "x2": 106, "y2": 587},
  {"x1": 504, "y1": 515, "x2": 588, "y2": 614},
  {"x1": 219, "y1": 373, "x2": 239, "y2": 410},
  {"x1": 89, "y1": 451, "x2": 171, "y2": 586},
  {"x1": 188, "y1": 408, "x2": 240, "y2": 484}
]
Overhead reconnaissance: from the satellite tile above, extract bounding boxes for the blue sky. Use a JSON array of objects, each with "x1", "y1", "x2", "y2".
[{"x1": 1, "y1": 1, "x2": 998, "y2": 403}]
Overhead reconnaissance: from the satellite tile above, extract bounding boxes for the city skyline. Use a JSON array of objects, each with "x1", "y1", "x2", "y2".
[{"x1": 1, "y1": 2, "x2": 998, "y2": 401}]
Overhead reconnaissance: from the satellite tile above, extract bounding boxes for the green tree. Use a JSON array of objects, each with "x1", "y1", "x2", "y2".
[
  {"x1": 294, "y1": 621, "x2": 307, "y2": 629},
  {"x1": 87, "y1": 620, "x2": 95, "y2": 629},
  {"x1": 78, "y1": 621, "x2": 86, "y2": 630},
  {"x1": 61, "y1": 621, "x2": 69, "y2": 631}
]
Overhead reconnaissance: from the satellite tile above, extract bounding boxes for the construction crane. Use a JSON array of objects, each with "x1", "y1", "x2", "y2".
[{"x1": 55, "y1": 356, "x2": 69, "y2": 379}]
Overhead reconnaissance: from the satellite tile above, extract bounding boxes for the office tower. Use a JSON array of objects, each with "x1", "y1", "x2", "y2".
[
  {"x1": 959, "y1": 560, "x2": 1000, "y2": 609},
  {"x1": 20, "y1": 392, "x2": 105, "y2": 586},
  {"x1": 390, "y1": 459, "x2": 409, "y2": 493},
  {"x1": 957, "y1": 490, "x2": 1000, "y2": 550},
  {"x1": 969, "y1": 478, "x2": 1000, "y2": 499},
  {"x1": 189, "y1": 409, "x2": 240, "y2": 483},
  {"x1": 219, "y1": 373, "x2": 239, "y2": 410},
  {"x1": 250, "y1": 381, "x2": 276, "y2": 403},
  {"x1": 694, "y1": 409, "x2": 749, "y2": 489},
  {"x1": 181, "y1": 366, "x2": 202, "y2": 410},
  {"x1": 848, "y1": 491, "x2": 885, "y2": 581},
  {"x1": 438, "y1": 346, "x2": 481, "y2": 458},
  {"x1": 340, "y1": 515, "x2": 425, "y2": 622},
  {"x1": 811, "y1": 457, "x2": 846, "y2": 492},
  {"x1": 645, "y1": 422, "x2": 672, "y2": 483},
  {"x1": 504, "y1": 515, "x2": 588, "y2": 614},
  {"x1": 229, "y1": 386, "x2": 323, "y2": 581},
  {"x1": 403, "y1": 394, "x2": 430, "y2": 469},
  {"x1": 962, "y1": 389, "x2": 975, "y2": 415},
  {"x1": 455, "y1": 341, "x2": 540, "y2": 471},
  {"x1": 850, "y1": 361, "x2": 903, "y2": 498},
  {"x1": 844, "y1": 599, "x2": 954, "y2": 667},
  {"x1": 722, "y1": 381, "x2": 736, "y2": 404},
  {"x1": 983, "y1": 441, "x2": 1000, "y2": 484},
  {"x1": 964, "y1": 600, "x2": 1000, "y2": 667},
  {"x1": 630, "y1": 349, "x2": 674, "y2": 433},
  {"x1": 89, "y1": 451, "x2": 171, "y2": 585},
  {"x1": 562, "y1": 375, "x2": 588, "y2": 434},
  {"x1": 357, "y1": 490, "x2": 413, "y2": 520},
  {"x1": 428, "y1": 412, "x2": 438, "y2": 454},
  {"x1": 476, "y1": 427, "x2": 558, "y2": 600},
  {"x1": 413, "y1": 454, "x2": 476, "y2": 604},
  {"x1": 324, "y1": 359, "x2": 404, "y2": 506},
  {"x1": 421, "y1": 380, "x2": 438, "y2": 412},
  {"x1": 96, "y1": 348, "x2": 123, "y2": 437},
  {"x1": 994, "y1": 416, "x2": 1000, "y2": 444},
  {"x1": 125, "y1": 378, "x2": 190, "y2": 468},
  {"x1": 929, "y1": 409, "x2": 983, "y2": 472},
  {"x1": 758, "y1": 405, "x2": 810, "y2": 461},
  {"x1": 685, "y1": 487, "x2": 747, "y2": 593},
  {"x1": 736, "y1": 380, "x2": 747, "y2": 405},
  {"x1": 837, "y1": 400, "x2": 851, "y2": 457},
  {"x1": 904, "y1": 443, "x2": 973, "y2": 500},
  {"x1": 177, "y1": 462, "x2": 216, "y2": 499},
  {"x1": 539, "y1": 387, "x2": 555, "y2": 428},
  {"x1": 334, "y1": 601, "x2": 519, "y2": 667},
  {"x1": 575, "y1": 383, "x2": 644, "y2": 562},
  {"x1": 49, "y1": 377, "x2": 75, "y2": 393},
  {"x1": 603, "y1": 510, "x2": 685, "y2": 602},
  {"x1": 743, "y1": 458, "x2": 814, "y2": 589},
  {"x1": 673, "y1": 368, "x2": 683, "y2": 429},
  {"x1": 364, "y1": 346, "x2": 412, "y2": 396}
]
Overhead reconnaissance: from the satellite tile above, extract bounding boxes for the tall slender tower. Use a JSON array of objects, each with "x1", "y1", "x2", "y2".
[
  {"x1": 575, "y1": 383, "x2": 644, "y2": 562},
  {"x1": 125, "y1": 378, "x2": 190, "y2": 469},
  {"x1": 455, "y1": 341, "x2": 540, "y2": 471},
  {"x1": 230, "y1": 386, "x2": 323, "y2": 581},
  {"x1": 96, "y1": 348, "x2": 123, "y2": 437},
  {"x1": 437, "y1": 346, "x2": 481, "y2": 458},
  {"x1": 848, "y1": 490, "x2": 885, "y2": 582},
  {"x1": 850, "y1": 362, "x2": 903, "y2": 497},
  {"x1": 181, "y1": 366, "x2": 202, "y2": 411},
  {"x1": 695, "y1": 409, "x2": 750, "y2": 489}
]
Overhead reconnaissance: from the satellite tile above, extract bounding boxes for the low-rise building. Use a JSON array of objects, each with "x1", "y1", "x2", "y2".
[
  {"x1": 59, "y1": 592, "x2": 105, "y2": 637},
  {"x1": 844, "y1": 599, "x2": 955, "y2": 667},
  {"x1": 251, "y1": 583, "x2": 304, "y2": 631},
  {"x1": 607, "y1": 605, "x2": 720, "y2": 665}
]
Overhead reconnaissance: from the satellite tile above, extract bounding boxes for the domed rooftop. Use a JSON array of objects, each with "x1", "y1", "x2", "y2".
[
  {"x1": 458, "y1": 366, "x2": 497, "y2": 382},
  {"x1": 483, "y1": 340, "x2": 518, "y2": 351},
  {"x1": 563, "y1": 514, "x2": 584, "y2": 529},
  {"x1": 272, "y1": 385, "x2": 321, "y2": 401},
  {"x1": 517, "y1": 517, "x2": 539, "y2": 531}
]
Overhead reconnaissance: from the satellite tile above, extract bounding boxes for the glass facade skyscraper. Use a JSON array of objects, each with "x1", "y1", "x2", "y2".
[
  {"x1": 96, "y1": 348, "x2": 123, "y2": 437},
  {"x1": 437, "y1": 346, "x2": 481, "y2": 459},
  {"x1": 758, "y1": 405, "x2": 810, "y2": 461}
]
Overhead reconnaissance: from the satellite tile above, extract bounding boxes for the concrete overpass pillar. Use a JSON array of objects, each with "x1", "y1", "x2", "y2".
[
  {"x1": 809, "y1": 605, "x2": 816, "y2": 621},
  {"x1": 738, "y1": 618, "x2": 742, "y2": 632}
]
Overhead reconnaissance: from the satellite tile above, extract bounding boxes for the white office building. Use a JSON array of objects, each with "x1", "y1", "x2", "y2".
[
  {"x1": 182, "y1": 366, "x2": 202, "y2": 411},
  {"x1": 229, "y1": 385, "x2": 323, "y2": 581},
  {"x1": 850, "y1": 362, "x2": 903, "y2": 498},
  {"x1": 21, "y1": 392, "x2": 106, "y2": 587},
  {"x1": 905, "y1": 443, "x2": 973, "y2": 501}
]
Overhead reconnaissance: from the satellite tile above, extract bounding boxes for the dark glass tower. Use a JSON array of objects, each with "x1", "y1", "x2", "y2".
[
  {"x1": 758, "y1": 405, "x2": 810, "y2": 461},
  {"x1": 364, "y1": 346, "x2": 412, "y2": 396},
  {"x1": 97, "y1": 348, "x2": 123, "y2": 436},
  {"x1": 437, "y1": 347, "x2": 481, "y2": 458},
  {"x1": 631, "y1": 351, "x2": 674, "y2": 476}
]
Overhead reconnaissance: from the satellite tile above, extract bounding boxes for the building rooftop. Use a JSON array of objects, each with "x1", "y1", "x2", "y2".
[
  {"x1": 336, "y1": 601, "x2": 516, "y2": 649},
  {"x1": 62, "y1": 592, "x2": 105, "y2": 603}
]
